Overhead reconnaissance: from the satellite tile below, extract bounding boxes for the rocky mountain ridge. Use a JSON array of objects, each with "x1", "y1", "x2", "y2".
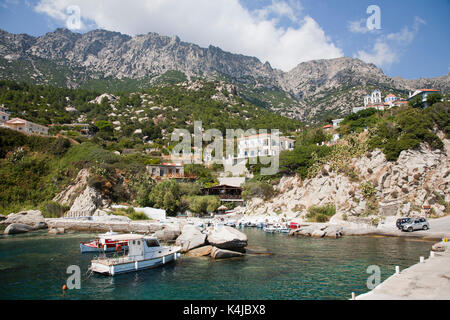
[{"x1": 0, "y1": 28, "x2": 448, "y2": 121}]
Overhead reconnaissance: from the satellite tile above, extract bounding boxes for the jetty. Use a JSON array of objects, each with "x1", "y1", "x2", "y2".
[{"x1": 356, "y1": 241, "x2": 450, "y2": 300}]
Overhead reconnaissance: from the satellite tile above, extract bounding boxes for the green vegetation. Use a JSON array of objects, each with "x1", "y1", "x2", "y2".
[
  {"x1": 110, "y1": 207, "x2": 150, "y2": 221},
  {"x1": 242, "y1": 181, "x2": 275, "y2": 200},
  {"x1": 339, "y1": 103, "x2": 448, "y2": 161},
  {"x1": 39, "y1": 201, "x2": 69, "y2": 218},
  {"x1": 147, "y1": 180, "x2": 182, "y2": 216},
  {"x1": 360, "y1": 182, "x2": 376, "y2": 199},
  {"x1": 305, "y1": 204, "x2": 336, "y2": 222},
  {"x1": 186, "y1": 195, "x2": 220, "y2": 215}
]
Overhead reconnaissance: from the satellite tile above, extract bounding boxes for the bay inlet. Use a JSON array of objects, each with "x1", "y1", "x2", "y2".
[{"x1": 0, "y1": 228, "x2": 433, "y2": 300}]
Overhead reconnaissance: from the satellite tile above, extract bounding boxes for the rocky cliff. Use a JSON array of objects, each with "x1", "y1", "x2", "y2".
[{"x1": 245, "y1": 137, "x2": 450, "y2": 224}]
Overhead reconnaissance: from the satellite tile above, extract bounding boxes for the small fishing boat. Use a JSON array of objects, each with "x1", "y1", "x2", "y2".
[
  {"x1": 278, "y1": 227, "x2": 291, "y2": 233},
  {"x1": 80, "y1": 231, "x2": 144, "y2": 254},
  {"x1": 263, "y1": 225, "x2": 277, "y2": 233},
  {"x1": 225, "y1": 221, "x2": 236, "y2": 228},
  {"x1": 90, "y1": 236, "x2": 182, "y2": 276}
]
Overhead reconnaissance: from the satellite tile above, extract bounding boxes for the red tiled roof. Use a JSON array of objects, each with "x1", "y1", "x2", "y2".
[
  {"x1": 418, "y1": 89, "x2": 440, "y2": 92},
  {"x1": 161, "y1": 163, "x2": 183, "y2": 167},
  {"x1": 323, "y1": 125, "x2": 333, "y2": 129}
]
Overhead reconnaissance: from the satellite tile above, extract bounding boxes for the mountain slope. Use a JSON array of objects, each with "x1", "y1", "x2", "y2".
[{"x1": 0, "y1": 28, "x2": 448, "y2": 122}]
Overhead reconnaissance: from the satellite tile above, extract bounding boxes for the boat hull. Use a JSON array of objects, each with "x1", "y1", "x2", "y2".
[{"x1": 91, "y1": 251, "x2": 181, "y2": 276}]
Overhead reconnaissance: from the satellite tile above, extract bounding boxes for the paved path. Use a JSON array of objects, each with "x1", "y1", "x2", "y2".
[
  {"x1": 370, "y1": 216, "x2": 450, "y2": 241},
  {"x1": 356, "y1": 246, "x2": 450, "y2": 300}
]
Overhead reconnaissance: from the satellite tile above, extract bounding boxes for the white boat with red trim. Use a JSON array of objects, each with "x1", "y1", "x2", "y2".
[
  {"x1": 80, "y1": 232, "x2": 144, "y2": 254},
  {"x1": 90, "y1": 236, "x2": 182, "y2": 276}
]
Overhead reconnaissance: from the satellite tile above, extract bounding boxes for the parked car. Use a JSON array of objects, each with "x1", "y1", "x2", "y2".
[
  {"x1": 402, "y1": 218, "x2": 430, "y2": 232},
  {"x1": 396, "y1": 218, "x2": 412, "y2": 230}
]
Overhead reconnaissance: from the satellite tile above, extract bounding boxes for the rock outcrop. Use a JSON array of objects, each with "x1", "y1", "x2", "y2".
[
  {"x1": 175, "y1": 225, "x2": 207, "y2": 253},
  {"x1": 207, "y1": 226, "x2": 248, "y2": 252},
  {"x1": 4, "y1": 223, "x2": 34, "y2": 235},
  {"x1": 66, "y1": 186, "x2": 103, "y2": 217},
  {"x1": 53, "y1": 169, "x2": 90, "y2": 207},
  {"x1": 185, "y1": 245, "x2": 213, "y2": 257},
  {"x1": 211, "y1": 247, "x2": 245, "y2": 259},
  {"x1": 1, "y1": 210, "x2": 48, "y2": 231},
  {"x1": 155, "y1": 224, "x2": 182, "y2": 242},
  {"x1": 246, "y1": 142, "x2": 450, "y2": 225}
]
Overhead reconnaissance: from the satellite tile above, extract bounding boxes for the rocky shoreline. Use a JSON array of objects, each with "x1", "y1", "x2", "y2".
[{"x1": 3, "y1": 209, "x2": 449, "y2": 243}]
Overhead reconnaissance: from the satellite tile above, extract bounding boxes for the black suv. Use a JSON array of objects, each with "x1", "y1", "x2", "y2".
[{"x1": 396, "y1": 218, "x2": 412, "y2": 230}]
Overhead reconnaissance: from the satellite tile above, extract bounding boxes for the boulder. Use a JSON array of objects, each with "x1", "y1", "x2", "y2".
[
  {"x1": 432, "y1": 241, "x2": 448, "y2": 252},
  {"x1": 48, "y1": 228, "x2": 65, "y2": 235},
  {"x1": 185, "y1": 245, "x2": 213, "y2": 257},
  {"x1": 176, "y1": 225, "x2": 207, "y2": 252},
  {"x1": 207, "y1": 226, "x2": 248, "y2": 251},
  {"x1": 1, "y1": 210, "x2": 47, "y2": 229},
  {"x1": 311, "y1": 230, "x2": 326, "y2": 238},
  {"x1": 324, "y1": 226, "x2": 343, "y2": 239},
  {"x1": 0, "y1": 214, "x2": 6, "y2": 221},
  {"x1": 211, "y1": 247, "x2": 245, "y2": 259},
  {"x1": 155, "y1": 226, "x2": 181, "y2": 242},
  {"x1": 4, "y1": 223, "x2": 33, "y2": 235},
  {"x1": 294, "y1": 226, "x2": 316, "y2": 237}
]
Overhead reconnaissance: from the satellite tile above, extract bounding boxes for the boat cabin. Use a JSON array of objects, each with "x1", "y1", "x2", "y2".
[{"x1": 128, "y1": 237, "x2": 163, "y2": 260}]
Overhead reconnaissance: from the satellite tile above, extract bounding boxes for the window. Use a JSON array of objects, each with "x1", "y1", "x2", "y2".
[{"x1": 146, "y1": 239, "x2": 160, "y2": 247}]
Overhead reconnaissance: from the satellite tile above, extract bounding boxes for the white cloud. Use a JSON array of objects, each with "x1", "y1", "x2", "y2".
[
  {"x1": 33, "y1": 0, "x2": 343, "y2": 71},
  {"x1": 254, "y1": 0, "x2": 302, "y2": 23},
  {"x1": 348, "y1": 18, "x2": 381, "y2": 34},
  {"x1": 355, "y1": 17, "x2": 425, "y2": 68}
]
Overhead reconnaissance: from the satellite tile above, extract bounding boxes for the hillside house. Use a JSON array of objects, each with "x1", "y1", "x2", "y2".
[
  {"x1": 202, "y1": 184, "x2": 243, "y2": 203},
  {"x1": 408, "y1": 89, "x2": 441, "y2": 108},
  {"x1": 147, "y1": 163, "x2": 185, "y2": 179},
  {"x1": 3, "y1": 118, "x2": 48, "y2": 135},
  {"x1": 237, "y1": 133, "x2": 294, "y2": 158},
  {"x1": 0, "y1": 110, "x2": 9, "y2": 123}
]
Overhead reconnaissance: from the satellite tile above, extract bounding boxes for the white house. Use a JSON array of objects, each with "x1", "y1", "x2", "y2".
[
  {"x1": 408, "y1": 89, "x2": 441, "y2": 108},
  {"x1": 237, "y1": 133, "x2": 294, "y2": 158},
  {"x1": 364, "y1": 90, "x2": 382, "y2": 107},
  {"x1": 3, "y1": 117, "x2": 49, "y2": 135}
]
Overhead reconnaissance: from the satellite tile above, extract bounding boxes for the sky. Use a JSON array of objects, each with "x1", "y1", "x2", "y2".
[{"x1": 0, "y1": 0, "x2": 448, "y2": 79}]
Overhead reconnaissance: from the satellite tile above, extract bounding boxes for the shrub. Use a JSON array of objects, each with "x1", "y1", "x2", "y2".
[
  {"x1": 242, "y1": 181, "x2": 275, "y2": 200},
  {"x1": 128, "y1": 211, "x2": 149, "y2": 221},
  {"x1": 186, "y1": 195, "x2": 220, "y2": 215},
  {"x1": 40, "y1": 201, "x2": 69, "y2": 218},
  {"x1": 147, "y1": 180, "x2": 182, "y2": 216},
  {"x1": 360, "y1": 182, "x2": 376, "y2": 199},
  {"x1": 305, "y1": 204, "x2": 336, "y2": 222}
]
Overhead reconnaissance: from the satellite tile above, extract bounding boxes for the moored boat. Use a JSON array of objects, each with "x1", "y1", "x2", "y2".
[
  {"x1": 263, "y1": 225, "x2": 277, "y2": 233},
  {"x1": 90, "y1": 236, "x2": 182, "y2": 276},
  {"x1": 80, "y1": 232, "x2": 144, "y2": 254}
]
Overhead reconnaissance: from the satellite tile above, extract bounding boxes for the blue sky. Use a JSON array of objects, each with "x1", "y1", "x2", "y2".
[{"x1": 0, "y1": 0, "x2": 448, "y2": 79}]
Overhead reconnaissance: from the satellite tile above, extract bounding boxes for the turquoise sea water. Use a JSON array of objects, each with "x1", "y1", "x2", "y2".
[{"x1": 0, "y1": 228, "x2": 433, "y2": 300}]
